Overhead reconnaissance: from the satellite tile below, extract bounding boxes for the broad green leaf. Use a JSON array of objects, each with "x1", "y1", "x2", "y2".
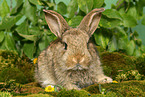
[
  {"x1": 29, "y1": 0, "x2": 39, "y2": 5},
  {"x1": 5, "y1": 33, "x2": 16, "y2": 50},
  {"x1": 57, "y1": 2, "x2": 67, "y2": 15},
  {"x1": 68, "y1": 16, "x2": 83, "y2": 27},
  {"x1": 55, "y1": 0, "x2": 71, "y2": 5},
  {"x1": 24, "y1": 0, "x2": 38, "y2": 24},
  {"x1": 11, "y1": 0, "x2": 23, "y2": 14},
  {"x1": 100, "y1": 16, "x2": 122, "y2": 28},
  {"x1": 127, "y1": 4, "x2": 138, "y2": 19},
  {"x1": 122, "y1": 14, "x2": 137, "y2": 27},
  {"x1": 16, "y1": 21, "x2": 38, "y2": 41},
  {"x1": 0, "y1": 31, "x2": 5, "y2": 42},
  {"x1": 118, "y1": 37, "x2": 128, "y2": 50},
  {"x1": 16, "y1": 20, "x2": 29, "y2": 35},
  {"x1": 39, "y1": 35, "x2": 49, "y2": 51},
  {"x1": 136, "y1": 0, "x2": 145, "y2": 16},
  {"x1": 0, "y1": 14, "x2": 22, "y2": 30},
  {"x1": 108, "y1": 35, "x2": 117, "y2": 52},
  {"x1": 28, "y1": 27, "x2": 41, "y2": 35},
  {"x1": 103, "y1": 9, "x2": 122, "y2": 20},
  {"x1": 18, "y1": 33, "x2": 37, "y2": 41},
  {"x1": 0, "y1": 0, "x2": 10, "y2": 18},
  {"x1": 133, "y1": 49, "x2": 142, "y2": 57},
  {"x1": 93, "y1": 0, "x2": 104, "y2": 8},
  {"x1": 23, "y1": 42, "x2": 35, "y2": 59},
  {"x1": 94, "y1": 32, "x2": 109, "y2": 49},
  {"x1": 125, "y1": 40, "x2": 135, "y2": 56},
  {"x1": 141, "y1": 15, "x2": 145, "y2": 25},
  {"x1": 67, "y1": 0, "x2": 78, "y2": 18},
  {"x1": 77, "y1": 0, "x2": 93, "y2": 14}
]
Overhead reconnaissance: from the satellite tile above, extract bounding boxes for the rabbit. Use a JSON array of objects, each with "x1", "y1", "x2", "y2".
[{"x1": 35, "y1": 8, "x2": 113, "y2": 90}]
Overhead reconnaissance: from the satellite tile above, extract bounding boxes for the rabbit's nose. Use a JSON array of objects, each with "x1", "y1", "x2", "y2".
[{"x1": 76, "y1": 63, "x2": 81, "y2": 67}]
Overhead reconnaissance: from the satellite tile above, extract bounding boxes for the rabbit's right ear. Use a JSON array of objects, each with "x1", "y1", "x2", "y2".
[
  {"x1": 78, "y1": 8, "x2": 105, "y2": 37},
  {"x1": 43, "y1": 9, "x2": 70, "y2": 38}
]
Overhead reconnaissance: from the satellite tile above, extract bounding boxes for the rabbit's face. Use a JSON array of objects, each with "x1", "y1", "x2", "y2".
[{"x1": 61, "y1": 28, "x2": 92, "y2": 70}]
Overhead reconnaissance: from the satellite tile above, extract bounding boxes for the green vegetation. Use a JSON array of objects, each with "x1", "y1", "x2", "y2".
[
  {"x1": 0, "y1": 0, "x2": 145, "y2": 97},
  {"x1": 101, "y1": 52, "x2": 136, "y2": 79},
  {"x1": 0, "y1": 0, "x2": 145, "y2": 59},
  {"x1": 0, "y1": 50, "x2": 34, "y2": 83}
]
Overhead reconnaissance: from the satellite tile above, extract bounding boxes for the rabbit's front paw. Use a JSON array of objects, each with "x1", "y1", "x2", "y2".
[
  {"x1": 65, "y1": 84, "x2": 81, "y2": 90},
  {"x1": 97, "y1": 76, "x2": 113, "y2": 83}
]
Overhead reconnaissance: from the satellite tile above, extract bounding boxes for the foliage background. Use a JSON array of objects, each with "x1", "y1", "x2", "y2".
[{"x1": 0, "y1": 0, "x2": 145, "y2": 59}]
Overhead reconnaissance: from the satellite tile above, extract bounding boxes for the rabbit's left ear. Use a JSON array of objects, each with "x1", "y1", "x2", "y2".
[
  {"x1": 78, "y1": 8, "x2": 105, "y2": 37},
  {"x1": 43, "y1": 9, "x2": 70, "y2": 38}
]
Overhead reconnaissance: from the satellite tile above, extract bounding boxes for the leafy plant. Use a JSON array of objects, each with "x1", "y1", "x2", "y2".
[{"x1": 0, "y1": 0, "x2": 145, "y2": 59}]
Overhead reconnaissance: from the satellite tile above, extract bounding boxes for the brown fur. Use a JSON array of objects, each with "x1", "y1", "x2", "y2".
[{"x1": 35, "y1": 8, "x2": 112, "y2": 90}]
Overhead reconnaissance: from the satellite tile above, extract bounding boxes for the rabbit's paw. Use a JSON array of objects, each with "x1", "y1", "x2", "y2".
[
  {"x1": 66, "y1": 84, "x2": 81, "y2": 90},
  {"x1": 97, "y1": 76, "x2": 113, "y2": 83}
]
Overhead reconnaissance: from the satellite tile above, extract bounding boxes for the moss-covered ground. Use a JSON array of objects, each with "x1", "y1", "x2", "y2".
[{"x1": 0, "y1": 50, "x2": 145, "y2": 97}]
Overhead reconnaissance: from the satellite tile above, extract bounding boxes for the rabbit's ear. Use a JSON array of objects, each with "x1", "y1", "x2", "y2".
[
  {"x1": 78, "y1": 8, "x2": 105, "y2": 36},
  {"x1": 43, "y1": 9, "x2": 70, "y2": 38}
]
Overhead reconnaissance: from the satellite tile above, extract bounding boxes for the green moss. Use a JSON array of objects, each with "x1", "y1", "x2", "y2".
[
  {"x1": 115, "y1": 70, "x2": 145, "y2": 82},
  {"x1": 100, "y1": 52, "x2": 136, "y2": 79},
  {"x1": 57, "y1": 89, "x2": 90, "y2": 97},
  {"x1": 0, "y1": 92, "x2": 12, "y2": 97},
  {"x1": 85, "y1": 80, "x2": 145, "y2": 97},
  {"x1": 15, "y1": 94, "x2": 53, "y2": 97},
  {"x1": 135, "y1": 53, "x2": 145, "y2": 76},
  {"x1": 0, "y1": 67, "x2": 28, "y2": 84},
  {"x1": 91, "y1": 91, "x2": 118, "y2": 97},
  {"x1": 0, "y1": 49, "x2": 34, "y2": 83}
]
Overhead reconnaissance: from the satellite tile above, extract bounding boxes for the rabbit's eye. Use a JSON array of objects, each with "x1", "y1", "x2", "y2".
[{"x1": 64, "y1": 43, "x2": 67, "y2": 50}]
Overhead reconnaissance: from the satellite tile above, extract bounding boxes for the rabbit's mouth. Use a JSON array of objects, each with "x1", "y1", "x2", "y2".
[{"x1": 67, "y1": 63, "x2": 88, "y2": 71}]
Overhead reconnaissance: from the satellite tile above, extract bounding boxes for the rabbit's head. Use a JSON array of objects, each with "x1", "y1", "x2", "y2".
[{"x1": 43, "y1": 8, "x2": 105, "y2": 71}]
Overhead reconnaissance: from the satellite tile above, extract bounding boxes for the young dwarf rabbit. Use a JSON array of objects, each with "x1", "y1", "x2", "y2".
[{"x1": 35, "y1": 8, "x2": 112, "y2": 90}]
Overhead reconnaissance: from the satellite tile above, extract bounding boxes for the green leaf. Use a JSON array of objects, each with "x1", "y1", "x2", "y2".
[
  {"x1": 18, "y1": 33, "x2": 37, "y2": 41},
  {"x1": 100, "y1": 16, "x2": 122, "y2": 28},
  {"x1": 28, "y1": 27, "x2": 41, "y2": 35},
  {"x1": 141, "y1": 15, "x2": 145, "y2": 25},
  {"x1": 39, "y1": 35, "x2": 50, "y2": 51},
  {"x1": 5, "y1": 33, "x2": 16, "y2": 51},
  {"x1": 133, "y1": 49, "x2": 142, "y2": 57},
  {"x1": 11, "y1": 0, "x2": 23, "y2": 15},
  {"x1": 94, "y1": 32, "x2": 109, "y2": 49},
  {"x1": 122, "y1": 14, "x2": 137, "y2": 27},
  {"x1": 16, "y1": 20, "x2": 29, "y2": 35},
  {"x1": 23, "y1": 0, "x2": 38, "y2": 24},
  {"x1": 55, "y1": 0, "x2": 71, "y2": 5},
  {"x1": 23, "y1": 42, "x2": 35, "y2": 59},
  {"x1": 108, "y1": 35, "x2": 117, "y2": 52},
  {"x1": 68, "y1": 16, "x2": 83, "y2": 27},
  {"x1": 77, "y1": 0, "x2": 93, "y2": 14},
  {"x1": 118, "y1": 37, "x2": 128, "y2": 50},
  {"x1": 0, "y1": 31, "x2": 5, "y2": 42},
  {"x1": 67, "y1": 0, "x2": 78, "y2": 18},
  {"x1": 0, "y1": 14, "x2": 22, "y2": 30},
  {"x1": 16, "y1": 21, "x2": 37, "y2": 41},
  {"x1": 127, "y1": 4, "x2": 138, "y2": 19},
  {"x1": 0, "y1": 0, "x2": 10, "y2": 18},
  {"x1": 93, "y1": 0, "x2": 104, "y2": 8},
  {"x1": 125, "y1": 40, "x2": 135, "y2": 56},
  {"x1": 29, "y1": 0, "x2": 39, "y2": 5},
  {"x1": 57, "y1": 2, "x2": 67, "y2": 15},
  {"x1": 103, "y1": 9, "x2": 123, "y2": 20}
]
